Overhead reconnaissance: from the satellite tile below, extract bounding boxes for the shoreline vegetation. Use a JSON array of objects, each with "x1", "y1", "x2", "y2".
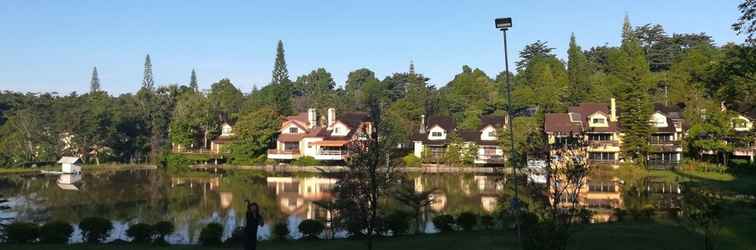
[{"x1": 0, "y1": 164, "x2": 157, "y2": 175}]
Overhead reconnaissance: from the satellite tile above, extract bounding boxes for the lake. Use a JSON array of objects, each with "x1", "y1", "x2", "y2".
[{"x1": 0, "y1": 168, "x2": 681, "y2": 244}]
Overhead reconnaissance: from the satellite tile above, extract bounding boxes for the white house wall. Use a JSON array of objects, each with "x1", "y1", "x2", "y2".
[{"x1": 427, "y1": 126, "x2": 447, "y2": 140}]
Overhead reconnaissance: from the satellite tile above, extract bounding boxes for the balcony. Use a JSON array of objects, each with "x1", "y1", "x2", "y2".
[
  {"x1": 267, "y1": 149, "x2": 301, "y2": 160},
  {"x1": 588, "y1": 140, "x2": 620, "y2": 147},
  {"x1": 588, "y1": 159, "x2": 618, "y2": 166},
  {"x1": 314, "y1": 149, "x2": 348, "y2": 161},
  {"x1": 646, "y1": 159, "x2": 680, "y2": 169},
  {"x1": 475, "y1": 154, "x2": 505, "y2": 164},
  {"x1": 649, "y1": 138, "x2": 681, "y2": 145}
]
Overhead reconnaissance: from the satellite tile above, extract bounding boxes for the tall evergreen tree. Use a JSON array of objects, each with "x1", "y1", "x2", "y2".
[
  {"x1": 90, "y1": 67, "x2": 101, "y2": 93},
  {"x1": 271, "y1": 40, "x2": 290, "y2": 85},
  {"x1": 189, "y1": 69, "x2": 198, "y2": 92},
  {"x1": 613, "y1": 15, "x2": 654, "y2": 165},
  {"x1": 567, "y1": 33, "x2": 591, "y2": 105},
  {"x1": 143, "y1": 54, "x2": 154, "y2": 90}
]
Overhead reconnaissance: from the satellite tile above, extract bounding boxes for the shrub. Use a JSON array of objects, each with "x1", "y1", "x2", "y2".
[
  {"x1": 3, "y1": 222, "x2": 39, "y2": 243},
  {"x1": 39, "y1": 221, "x2": 73, "y2": 244},
  {"x1": 384, "y1": 211, "x2": 411, "y2": 236},
  {"x1": 126, "y1": 223, "x2": 154, "y2": 244},
  {"x1": 613, "y1": 208, "x2": 627, "y2": 222},
  {"x1": 402, "y1": 154, "x2": 421, "y2": 168},
  {"x1": 224, "y1": 227, "x2": 245, "y2": 246},
  {"x1": 79, "y1": 217, "x2": 113, "y2": 244},
  {"x1": 456, "y1": 212, "x2": 478, "y2": 231},
  {"x1": 480, "y1": 214, "x2": 495, "y2": 230},
  {"x1": 292, "y1": 156, "x2": 319, "y2": 166},
  {"x1": 297, "y1": 219, "x2": 324, "y2": 240},
  {"x1": 432, "y1": 214, "x2": 455, "y2": 233},
  {"x1": 578, "y1": 209, "x2": 593, "y2": 224},
  {"x1": 272, "y1": 221, "x2": 290, "y2": 241},
  {"x1": 152, "y1": 221, "x2": 174, "y2": 243},
  {"x1": 198, "y1": 223, "x2": 224, "y2": 246},
  {"x1": 163, "y1": 154, "x2": 192, "y2": 174}
]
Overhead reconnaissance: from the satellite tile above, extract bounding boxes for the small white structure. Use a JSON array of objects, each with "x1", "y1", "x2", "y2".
[
  {"x1": 57, "y1": 174, "x2": 82, "y2": 191},
  {"x1": 58, "y1": 156, "x2": 82, "y2": 174}
]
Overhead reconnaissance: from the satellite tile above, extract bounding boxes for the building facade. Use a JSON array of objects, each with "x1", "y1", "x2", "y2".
[
  {"x1": 411, "y1": 115, "x2": 508, "y2": 165},
  {"x1": 267, "y1": 108, "x2": 372, "y2": 161}
]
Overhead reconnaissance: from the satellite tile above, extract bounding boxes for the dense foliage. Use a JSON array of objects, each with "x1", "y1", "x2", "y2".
[
  {"x1": 297, "y1": 219, "x2": 324, "y2": 240},
  {"x1": 78, "y1": 217, "x2": 113, "y2": 244},
  {"x1": 38, "y1": 221, "x2": 74, "y2": 244},
  {"x1": 198, "y1": 222, "x2": 224, "y2": 246}
]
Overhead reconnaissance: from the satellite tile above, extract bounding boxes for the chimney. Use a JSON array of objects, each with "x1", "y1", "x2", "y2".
[
  {"x1": 327, "y1": 108, "x2": 336, "y2": 128},
  {"x1": 610, "y1": 98, "x2": 617, "y2": 122},
  {"x1": 720, "y1": 101, "x2": 727, "y2": 112},
  {"x1": 308, "y1": 108, "x2": 317, "y2": 129},
  {"x1": 419, "y1": 115, "x2": 426, "y2": 133}
]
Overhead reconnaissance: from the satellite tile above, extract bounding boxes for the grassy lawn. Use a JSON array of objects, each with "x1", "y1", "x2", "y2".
[{"x1": 2, "y1": 221, "x2": 753, "y2": 250}]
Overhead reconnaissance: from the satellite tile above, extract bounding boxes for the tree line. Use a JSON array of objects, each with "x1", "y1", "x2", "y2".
[{"x1": 0, "y1": 15, "x2": 754, "y2": 167}]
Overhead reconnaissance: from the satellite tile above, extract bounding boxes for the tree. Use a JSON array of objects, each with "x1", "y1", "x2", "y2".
[
  {"x1": 229, "y1": 107, "x2": 280, "y2": 162},
  {"x1": 271, "y1": 40, "x2": 290, "y2": 85},
  {"x1": 334, "y1": 102, "x2": 398, "y2": 250},
  {"x1": 143, "y1": 54, "x2": 154, "y2": 90},
  {"x1": 612, "y1": 15, "x2": 654, "y2": 165},
  {"x1": 189, "y1": 69, "x2": 199, "y2": 92},
  {"x1": 686, "y1": 104, "x2": 734, "y2": 164},
  {"x1": 438, "y1": 65, "x2": 497, "y2": 123},
  {"x1": 567, "y1": 34, "x2": 591, "y2": 105},
  {"x1": 170, "y1": 90, "x2": 211, "y2": 150},
  {"x1": 90, "y1": 67, "x2": 101, "y2": 93},
  {"x1": 345, "y1": 68, "x2": 380, "y2": 111},
  {"x1": 733, "y1": 0, "x2": 756, "y2": 45},
  {"x1": 517, "y1": 40, "x2": 555, "y2": 72},
  {"x1": 207, "y1": 78, "x2": 243, "y2": 122},
  {"x1": 293, "y1": 68, "x2": 337, "y2": 111}
]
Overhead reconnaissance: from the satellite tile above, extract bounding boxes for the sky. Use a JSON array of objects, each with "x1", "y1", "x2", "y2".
[{"x1": 0, "y1": 0, "x2": 747, "y2": 95}]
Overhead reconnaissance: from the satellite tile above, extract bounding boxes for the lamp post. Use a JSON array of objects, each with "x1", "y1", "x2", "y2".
[{"x1": 495, "y1": 17, "x2": 521, "y2": 240}]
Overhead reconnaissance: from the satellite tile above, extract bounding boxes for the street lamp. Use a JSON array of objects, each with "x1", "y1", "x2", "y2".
[{"x1": 495, "y1": 16, "x2": 520, "y2": 240}]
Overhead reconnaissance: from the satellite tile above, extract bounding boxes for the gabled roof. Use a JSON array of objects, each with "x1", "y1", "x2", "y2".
[
  {"x1": 479, "y1": 115, "x2": 506, "y2": 130},
  {"x1": 337, "y1": 112, "x2": 371, "y2": 129},
  {"x1": 426, "y1": 116, "x2": 456, "y2": 131},
  {"x1": 735, "y1": 106, "x2": 756, "y2": 120},
  {"x1": 285, "y1": 112, "x2": 311, "y2": 128},
  {"x1": 58, "y1": 157, "x2": 81, "y2": 164},
  {"x1": 545, "y1": 113, "x2": 582, "y2": 134}
]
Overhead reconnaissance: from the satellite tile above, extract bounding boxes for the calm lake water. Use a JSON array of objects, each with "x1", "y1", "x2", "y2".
[{"x1": 0, "y1": 169, "x2": 681, "y2": 244}]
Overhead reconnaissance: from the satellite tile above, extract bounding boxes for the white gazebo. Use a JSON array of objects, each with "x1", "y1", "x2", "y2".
[{"x1": 57, "y1": 156, "x2": 82, "y2": 174}]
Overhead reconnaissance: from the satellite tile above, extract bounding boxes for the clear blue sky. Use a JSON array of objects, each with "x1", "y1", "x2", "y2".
[{"x1": 0, "y1": 0, "x2": 746, "y2": 95}]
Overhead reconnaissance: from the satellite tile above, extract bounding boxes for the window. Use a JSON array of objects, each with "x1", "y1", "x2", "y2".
[
  {"x1": 334, "y1": 128, "x2": 340, "y2": 134},
  {"x1": 588, "y1": 134, "x2": 611, "y2": 141},
  {"x1": 289, "y1": 127, "x2": 298, "y2": 133},
  {"x1": 488, "y1": 131, "x2": 496, "y2": 137},
  {"x1": 733, "y1": 119, "x2": 748, "y2": 129},
  {"x1": 589, "y1": 152, "x2": 615, "y2": 161},
  {"x1": 592, "y1": 118, "x2": 605, "y2": 124},
  {"x1": 431, "y1": 132, "x2": 442, "y2": 137}
]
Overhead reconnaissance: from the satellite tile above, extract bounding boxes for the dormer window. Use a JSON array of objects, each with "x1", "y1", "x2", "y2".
[
  {"x1": 334, "y1": 128, "x2": 340, "y2": 134},
  {"x1": 488, "y1": 131, "x2": 496, "y2": 137},
  {"x1": 592, "y1": 118, "x2": 605, "y2": 124},
  {"x1": 733, "y1": 119, "x2": 748, "y2": 129},
  {"x1": 432, "y1": 132, "x2": 442, "y2": 137},
  {"x1": 289, "y1": 127, "x2": 298, "y2": 133}
]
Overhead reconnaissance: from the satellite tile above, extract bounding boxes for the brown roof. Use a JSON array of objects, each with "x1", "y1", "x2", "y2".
[
  {"x1": 337, "y1": 112, "x2": 371, "y2": 129},
  {"x1": 568, "y1": 103, "x2": 609, "y2": 118},
  {"x1": 426, "y1": 116, "x2": 456, "y2": 131},
  {"x1": 212, "y1": 135, "x2": 236, "y2": 144},
  {"x1": 286, "y1": 112, "x2": 311, "y2": 127},
  {"x1": 278, "y1": 133, "x2": 306, "y2": 142},
  {"x1": 479, "y1": 115, "x2": 507, "y2": 130},
  {"x1": 544, "y1": 113, "x2": 582, "y2": 134}
]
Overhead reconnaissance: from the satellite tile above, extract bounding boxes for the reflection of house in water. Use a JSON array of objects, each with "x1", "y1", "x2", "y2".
[
  {"x1": 480, "y1": 196, "x2": 497, "y2": 213},
  {"x1": 582, "y1": 177, "x2": 624, "y2": 222},
  {"x1": 429, "y1": 192, "x2": 447, "y2": 212},
  {"x1": 266, "y1": 177, "x2": 337, "y2": 220},
  {"x1": 57, "y1": 174, "x2": 82, "y2": 191},
  {"x1": 220, "y1": 192, "x2": 233, "y2": 209}
]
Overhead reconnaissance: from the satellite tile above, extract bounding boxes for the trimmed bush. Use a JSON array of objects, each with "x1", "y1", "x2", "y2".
[
  {"x1": 385, "y1": 210, "x2": 412, "y2": 236},
  {"x1": 297, "y1": 219, "x2": 324, "y2": 240},
  {"x1": 432, "y1": 214, "x2": 455, "y2": 232},
  {"x1": 4, "y1": 222, "x2": 40, "y2": 243},
  {"x1": 292, "y1": 156, "x2": 319, "y2": 166},
  {"x1": 578, "y1": 209, "x2": 593, "y2": 224},
  {"x1": 456, "y1": 212, "x2": 478, "y2": 231},
  {"x1": 198, "y1": 223, "x2": 224, "y2": 246},
  {"x1": 79, "y1": 217, "x2": 113, "y2": 244},
  {"x1": 225, "y1": 227, "x2": 245, "y2": 246},
  {"x1": 126, "y1": 223, "x2": 154, "y2": 243},
  {"x1": 402, "y1": 154, "x2": 422, "y2": 168},
  {"x1": 152, "y1": 221, "x2": 174, "y2": 243},
  {"x1": 39, "y1": 221, "x2": 73, "y2": 244},
  {"x1": 272, "y1": 221, "x2": 290, "y2": 241}
]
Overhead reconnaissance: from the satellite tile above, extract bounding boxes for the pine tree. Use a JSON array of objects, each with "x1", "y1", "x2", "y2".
[
  {"x1": 613, "y1": 15, "x2": 654, "y2": 165},
  {"x1": 143, "y1": 54, "x2": 154, "y2": 90},
  {"x1": 190, "y1": 69, "x2": 198, "y2": 91},
  {"x1": 90, "y1": 66, "x2": 101, "y2": 93},
  {"x1": 271, "y1": 40, "x2": 290, "y2": 85},
  {"x1": 567, "y1": 33, "x2": 591, "y2": 104}
]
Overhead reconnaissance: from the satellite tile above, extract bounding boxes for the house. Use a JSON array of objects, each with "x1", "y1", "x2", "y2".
[
  {"x1": 210, "y1": 122, "x2": 236, "y2": 154},
  {"x1": 731, "y1": 107, "x2": 755, "y2": 162},
  {"x1": 411, "y1": 114, "x2": 508, "y2": 165},
  {"x1": 267, "y1": 108, "x2": 373, "y2": 161},
  {"x1": 545, "y1": 98, "x2": 622, "y2": 167},
  {"x1": 57, "y1": 156, "x2": 82, "y2": 174},
  {"x1": 646, "y1": 104, "x2": 686, "y2": 168}
]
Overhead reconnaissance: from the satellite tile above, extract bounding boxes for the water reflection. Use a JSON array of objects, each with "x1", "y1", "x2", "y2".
[{"x1": 0, "y1": 169, "x2": 682, "y2": 243}]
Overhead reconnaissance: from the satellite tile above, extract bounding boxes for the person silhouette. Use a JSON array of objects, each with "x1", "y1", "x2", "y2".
[{"x1": 245, "y1": 201, "x2": 264, "y2": 250}]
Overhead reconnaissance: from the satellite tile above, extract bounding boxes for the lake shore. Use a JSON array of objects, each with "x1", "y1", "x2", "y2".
[
  {"x1": 0, "y1": 164, "x2": 157, "y2": 175},
  {"x1": 190, "y1": 164, "x2": 512, "y2": 174}
]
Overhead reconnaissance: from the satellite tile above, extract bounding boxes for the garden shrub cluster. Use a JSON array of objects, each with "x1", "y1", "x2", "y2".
[
  {"x1": 199, "y1": 222, "x2": 224, "y2": 246},
  {"x1": 402, "y1": 154, "x2": 422, "y2": 168},
  {"x1": 298, "y1": 219, "x2": 324, "y2": 239},
  {"x1": 292, "y1": 156, "x2": 319, "y2": 166},
  {"x1": 2, "y1": 219, "x2": 175, "y2": 245}
]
